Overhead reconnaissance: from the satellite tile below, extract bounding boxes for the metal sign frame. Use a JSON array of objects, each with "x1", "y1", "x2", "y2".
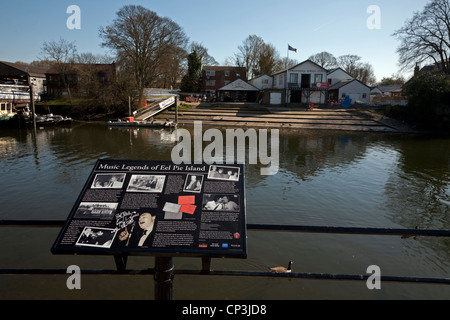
[{"x1": 51, "y1": 159, "x2": 247, "y2": 259}]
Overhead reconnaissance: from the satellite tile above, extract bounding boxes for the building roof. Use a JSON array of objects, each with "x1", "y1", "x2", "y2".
[
  {"x1": 0, "y1": 61, "x2": 48, "y2": 77},
  {"x1": 329, "y1": 79, "x2": 370, "y2": 91},
  {"x1": 272, "y1": 59, "x2": 328, "y2": 76},
  {"x1": 327, "y1": 67, "x2": 352, "y2": 78},
  {"x1": 218, "y1": 78, "x2": 260, "y2": 91},
  {"x1": 202, "y1": 66, "x2": 246, "y2": 71},
  {"x1": 376, "y1": 84, "x2": 403, "y2": 93},
  {"x1": 248, "y1": 74, "x2": 273, "y2": 82}
]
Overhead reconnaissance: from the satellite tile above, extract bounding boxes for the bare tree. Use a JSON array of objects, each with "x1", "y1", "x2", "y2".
[
  {"x1": 254, "y1": 42, "x2": 283, "y2": 76},
  {"x1": 337, "y1": 54, "x2": 376, "y2": 85},
  {"x1": 40, "y1": 37, "x2": 78, "y2": 102},
  {"x1": 155, "y1": 45, "x2": 187, "y2": 89},
  {"x1": 190, "y1": 42, "x2": 218, "y2": 66},
  {"x1": 353, "y1": 63, "x2": 377, "y2": 86},
  {"x1": 309, "y1": 51, "x2": 338, "y2": 69},
  {"x1": 279, "y1": 57, "x2": 299, "y2": 71},
  {"x1": 99, "y1": 5, "x2": 188, "y2": 105},
  {"x1": 337, "y1": 55, "x2": 362, "y2": 76},
  {"x1": 235, "y1": 35, "x2": 264, "y2": 79},
  {"x1": 393, "y1": 0, "x2": 450, "y2": 74}
]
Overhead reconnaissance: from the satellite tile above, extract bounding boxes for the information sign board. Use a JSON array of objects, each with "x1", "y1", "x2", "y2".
[{"x1": 52, "y1": 159, "x2": 247, "y2": 258}]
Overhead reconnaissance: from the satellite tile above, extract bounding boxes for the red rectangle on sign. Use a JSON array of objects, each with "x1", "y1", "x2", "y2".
[
  {"x1": 178, "y1": 195, "x2": 195, "y2": 205},
  {"x1": 180, "y1": 204, "x2": 197, "y2": 215}
]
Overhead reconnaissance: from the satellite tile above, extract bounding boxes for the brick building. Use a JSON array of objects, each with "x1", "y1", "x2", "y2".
[{"x1": 202, "y1": 66, "x2": 247, "y2": 96}]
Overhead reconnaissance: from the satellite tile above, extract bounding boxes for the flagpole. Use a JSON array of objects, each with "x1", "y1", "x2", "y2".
[{"x1": 286, "y1": 44, "x2": 289, "y2": 106}]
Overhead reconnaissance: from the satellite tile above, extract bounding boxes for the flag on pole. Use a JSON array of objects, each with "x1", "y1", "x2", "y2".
[{"x1": 288, "y1": 45, "x2": 297, "y2": 53}]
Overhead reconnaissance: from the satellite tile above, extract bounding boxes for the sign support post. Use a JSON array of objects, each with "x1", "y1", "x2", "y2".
[{"x1": 154, "y1": 256, "x2": 174, "y2": 300}]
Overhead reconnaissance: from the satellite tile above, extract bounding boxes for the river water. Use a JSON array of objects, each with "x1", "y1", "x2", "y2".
[{"x1": 0, "y1": 122, "x2": 449, "y2": 300}]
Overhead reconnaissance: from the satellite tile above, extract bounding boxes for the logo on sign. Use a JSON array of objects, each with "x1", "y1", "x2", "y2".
[{"x1": 316, "y1": 82, "x2": 329, "y2": 89}]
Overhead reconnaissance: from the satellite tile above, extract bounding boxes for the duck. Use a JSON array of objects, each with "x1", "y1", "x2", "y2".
[{"x1": 269, "y1": 260, "x2": 293, "y2": 273}]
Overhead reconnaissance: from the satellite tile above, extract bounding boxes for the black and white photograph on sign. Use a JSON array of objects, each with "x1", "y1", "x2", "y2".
[
  {"x1": 202, "y1": 194, "x2": 240, "y2": 211},
  {"x1": 126, "y1": 175, "x2": 166, "y2": 193},
  {"x1": 183, "y1": 174, "x2": 204, "y2": 193},
  {"x1": 91, "y1": 173, "x2": 126, "y2": 189},
  {"x1": 74, "y1": 202, "x2": 118, "y2": 219},
  {"x1": 208, "y1": 165, "x2": 240, "y2": 181},
  {"x1": 76, "y1": 227, "x2": 117, "y2": 248},
  {"x1": 114, "y1": 212, "x2": 157, "y2": 248}
]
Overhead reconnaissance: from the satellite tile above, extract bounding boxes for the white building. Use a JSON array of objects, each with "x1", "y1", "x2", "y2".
[
  {"x1": 272, "y1": 60, "x2": 329, "y2": 104},
  {"x1": 327, "y1": 68, "x2": 353, "y2": 86},
  {"x1": 328, "y1": 79, "x2": 371, "y2": 105},
  {"x1": 249, "y1": 74, "x2": 273, "y2": 90}
]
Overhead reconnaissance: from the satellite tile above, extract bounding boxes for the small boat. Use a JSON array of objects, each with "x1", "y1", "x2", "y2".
[
  {"x1": 108, "y1": 119, "x2": 177, "y2": 128},
  {"x1": 0, "y1": 102, "x2": 16, "y2": 121},
  {"x1": 33, "y1": 113, "x2": 73, "y2": 126},
  {"x1": 47, "y1": 114, "x2": 73, "y2": 125},
  {"x1": 107, "y1": 119, "x2": 138, "y2": 127}
]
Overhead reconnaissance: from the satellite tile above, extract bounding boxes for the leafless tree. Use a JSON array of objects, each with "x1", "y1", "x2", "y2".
[
  {"x1": 279, "y1": 57, "x2": 300, "y2": 71},
  {"x1": 393, "y1": 0, "x2": 450, "y2": 74},
  {"x1": 254, "y1": 43, "x2": 283, "y2": 76},
  {"x1": 99, "y1": 5, "x2": 188, "y2": 105},
  {"x1": 190, "y1": 42, "x2": 218, "y2": 66},
  {"x1": 309, "y1": 51, "x2": 338, "y2": 69},
  {"x1": 337, "y1": 55, "x2": 362, "y2": 76},
  {"x1": 40, "y1": 37, "x2": 78, "y2": 102},
  {"x1": 337, "y1": 54, "x2": 376, "y2": 85},
  {"x1": 234, "y1": 35, "x2": 265, "y2": 79}
]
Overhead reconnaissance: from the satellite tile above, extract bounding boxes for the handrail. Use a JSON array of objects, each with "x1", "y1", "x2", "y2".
[
  {"x1": 0, "y1": 268, "x2": 449, "y2": 285},
  {"x1": 1, "y1": 220, "x2": 449, "y2": 288},
  {"x1": 1, "y1": 220, "x2": 450, "y2": 237}
]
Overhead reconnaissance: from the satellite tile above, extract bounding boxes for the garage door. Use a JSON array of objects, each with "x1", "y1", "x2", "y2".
[{"x1": 270, "y1": 92, "x2": 282, "y2": 105}]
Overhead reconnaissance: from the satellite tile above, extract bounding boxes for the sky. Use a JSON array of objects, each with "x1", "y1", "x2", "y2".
[{"x1": 0, "y1": 0, "x2": 430, "y2": 81}]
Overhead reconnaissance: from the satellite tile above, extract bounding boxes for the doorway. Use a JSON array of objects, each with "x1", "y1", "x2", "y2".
[
  {"x1": 301, "y1": 74, "x2": 311, "y2": 88},
  {"x1": 291, "y1": 90, "x2": 302, "y2": 103}
]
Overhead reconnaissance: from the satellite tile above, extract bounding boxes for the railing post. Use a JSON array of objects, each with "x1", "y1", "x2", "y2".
[
  {"x1": 154, "y1": 257, "x2": 174, "y2": 300},
  {"x1": 175, "y1": 96, "x2": 178, "y2": 125}
]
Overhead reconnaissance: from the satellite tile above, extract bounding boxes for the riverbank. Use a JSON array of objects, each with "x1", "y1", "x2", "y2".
[{"x1": 156, "y1": 102, "x2": 419, "y2": 133}]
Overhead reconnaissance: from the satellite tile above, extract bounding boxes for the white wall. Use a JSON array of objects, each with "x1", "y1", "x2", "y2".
[
  {"x1": 273, "y1": 73, "x2": 286, "y2": 89},
  {"x1": 288, "y1": 61, "x2": 327, "y2": 87},
  {"x1": 30, "y1": 77, "x2": 46, "y2": 95},
  {"x1": 339, "y1": 81, "x2": 370, "y2": 104},
  {"x1": 249, "y1": 75, "x2": 273, "y2": 90},
  {"x1": 327, "y1": 69, "x2": 353, "y2": 86}
]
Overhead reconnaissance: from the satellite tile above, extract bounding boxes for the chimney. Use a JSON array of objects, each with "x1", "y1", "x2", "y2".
[{"x1": 414, "y1": 63, "x2": 420, "y2": 76}]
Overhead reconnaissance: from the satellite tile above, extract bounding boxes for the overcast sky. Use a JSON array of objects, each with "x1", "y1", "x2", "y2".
[{"x1": 1, "y1": 0, "x2": 429, "y2": 81}]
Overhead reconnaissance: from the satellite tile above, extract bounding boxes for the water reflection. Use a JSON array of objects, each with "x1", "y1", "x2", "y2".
[
  {"x1": 0, "y1": 124, "x2": 449, "y2": 299},
  {"x1": 384, "y1": 136, "x2": 450, "y2": 230}
]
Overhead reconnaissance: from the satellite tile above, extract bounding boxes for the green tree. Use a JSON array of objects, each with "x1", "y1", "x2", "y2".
[
  {"x1": 403, "y1": 71, "x2": 450, "y2": 130},
  {"x1": 181, "y1": 50, "x2": 202, "y2": 93}
]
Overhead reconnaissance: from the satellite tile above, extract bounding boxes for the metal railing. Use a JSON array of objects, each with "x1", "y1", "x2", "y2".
[{"x1": 1, "y1": 219, "x2": 450, "y2": 299}]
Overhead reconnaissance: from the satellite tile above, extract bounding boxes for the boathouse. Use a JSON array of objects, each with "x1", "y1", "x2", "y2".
[
  {"x1": 217, "y1": 78, "x2": 260, "y2": 102},
  {"x1": 272, "y1": 60, "x2": 329, "y2": 104},
  {"x1": 328, "y1": 79, "x2": 371, "y2": 105},
  {"x1": 0, "y1": 61, "x2": 47, "y2": 96}
]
